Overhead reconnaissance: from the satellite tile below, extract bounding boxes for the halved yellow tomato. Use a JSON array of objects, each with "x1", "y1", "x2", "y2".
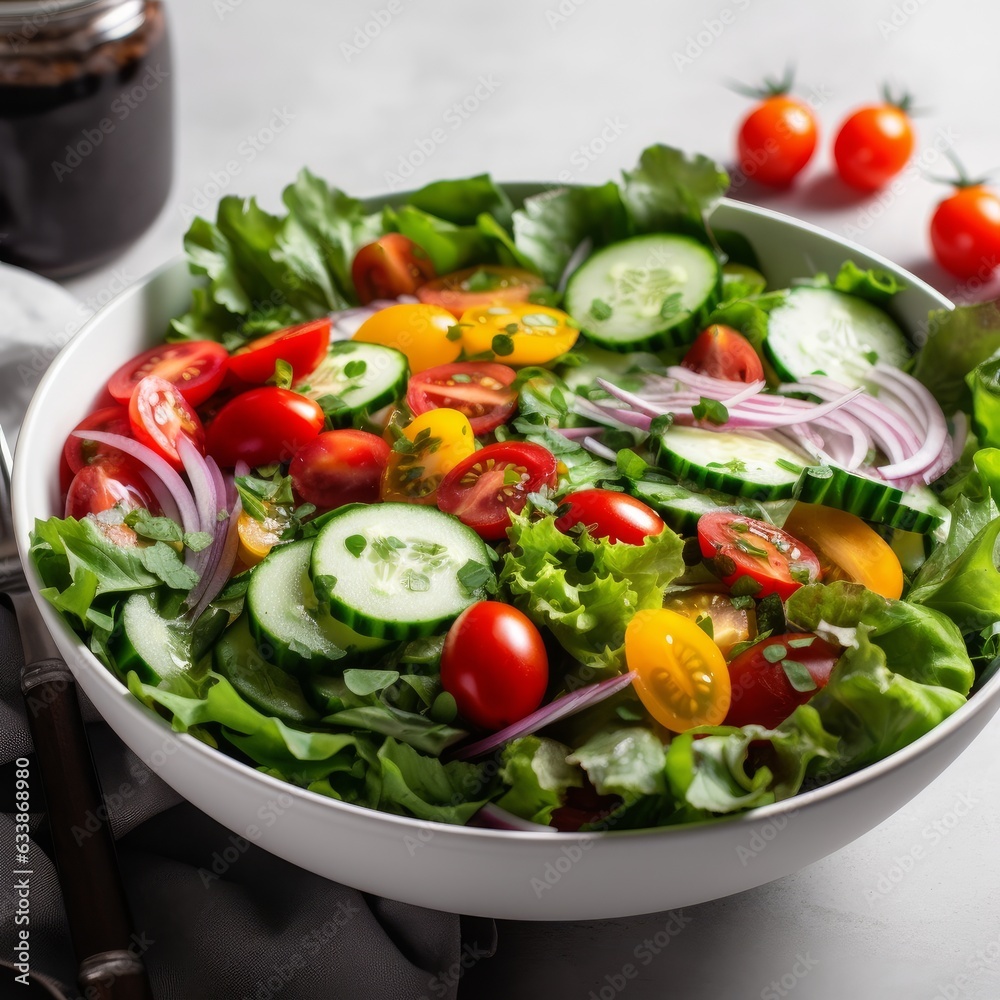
[
  {"x1": 625, "y1": 608, "x2": 731, "y2": 732},
  {"x1": 236, "y1": 510, "x2": 285, "y2": 567},
  {"x1": 663, "y1": 588, "x2": 757, "y2": 658},
  {"x1": 380, "y1": 407, "x2": 476, "y2": 504},
  {"x1": 459, "y1": 303, "x2": 579, "y2": 366},
  {"x1": 781, "y1": 502, "x2": 904, "y2": 600},
  {"x1": 353, "y1": 303, "x2": 460, "y2": 374}
]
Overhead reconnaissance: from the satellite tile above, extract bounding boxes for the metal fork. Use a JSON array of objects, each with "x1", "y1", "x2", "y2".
[{"x1": 0, "y1": 424, "x2": 153, "y2": 1000}]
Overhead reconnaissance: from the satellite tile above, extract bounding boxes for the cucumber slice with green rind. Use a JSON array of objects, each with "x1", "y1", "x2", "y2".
[
  {"x1": 565, "y1": 234, "x2": 722, "y2": 352},
  {"x1": 652, "y1": 427, "x2": 808, "y2": 501},
  {"x1": 247, "y1": 538, "x2": 389, "y2": 673},
  {"x1": 626, "y1": 478, "x2": 783, "y2": 533},
  {"x1": 310, "y1": 503, "x2": 493, "y2": 640},
  {"x1": 294, "y1": 341, "x2": 408, "y2": 427},
  {"x1": 214, "y1": 614, "x2": 320, "y2": 724},
  {"x1": 765, "y1": 287, "x2": 910, "y2": 389}
]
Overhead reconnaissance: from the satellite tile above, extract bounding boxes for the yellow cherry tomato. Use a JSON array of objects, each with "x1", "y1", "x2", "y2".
[
  {"x1": 381, "y1": 407, "x2": 475, "y2": 504},
  {"x1": 663, "y1": 588, "x2": 757, "y2": 658},
  {"x1": 236, "y1": 510, "x2": 285, "y2": 568},
  {"x1": 625, "y1": 608, "x2": 731, "y2": 732},
  {"x1": 353, "y1": 303, "x2": 460, "y2": 374},
  {"x1": 459, "y1": 303, "x2": 579, "y2": 366},
  {"x1": 781, "y1": 502, "x2": 904, "y2": 600}
]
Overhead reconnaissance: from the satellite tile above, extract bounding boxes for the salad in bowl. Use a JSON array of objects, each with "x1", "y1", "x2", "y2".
[{"x1": 30, "y1": 144, "x2": 1000, "y2": 838}]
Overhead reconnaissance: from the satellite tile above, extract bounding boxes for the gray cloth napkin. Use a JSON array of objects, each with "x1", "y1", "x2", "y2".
[{"x1": 0, "y1": 570, "x2": 496, "y2": 999}]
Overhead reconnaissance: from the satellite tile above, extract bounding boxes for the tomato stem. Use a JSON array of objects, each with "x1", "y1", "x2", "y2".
[
  {"x1": 923, "y1": 148, "x2": 991, "y2": 190},
  {"x1": 728, "y1": 64, "x2": 796, "y2": 101},
  {"x1": 879, "y1": 83, "x2": 921, "y2": 116}
]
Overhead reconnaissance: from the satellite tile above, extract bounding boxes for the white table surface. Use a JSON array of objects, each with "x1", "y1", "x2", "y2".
[{"x1": 59, "y1": 0, "x2": 1000, "y2": 996}]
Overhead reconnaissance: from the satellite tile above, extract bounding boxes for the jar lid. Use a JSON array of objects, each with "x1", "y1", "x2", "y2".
[{"x1": 0, "y1": 0, "x2": 146, "y2": 44}]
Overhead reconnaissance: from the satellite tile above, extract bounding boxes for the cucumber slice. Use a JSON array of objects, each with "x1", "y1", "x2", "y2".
[
  {"x1": 310, "y1": 503, "x2": 492, "y2": 640},
  {"x1": 796, "y1": 466, "x2": 948, "y2": 534},
  {"x1": 565, "y1": 234, "x2": 721, "y2": 352},
  {"x1": 626, "y1": 478, "x2": 786, "y2": 533},
  {"x1": 214, "y1": 614, "x2": 320, "y2": 724},
  {"x1": 294, "y1": 341, "x2": 408, "y2": 427},
  {"x1": 765, "y1": 287, "x2": 910, "y2": 389},
  {"x1": 653, "y1": 427, "x2": 807, "y2": 500},
  {"x1": 556, "y1": 342, "x2": 665, "y2": 395},
  {"x1": 247, "y1": 538, "x2": 390, "y2": 673}
]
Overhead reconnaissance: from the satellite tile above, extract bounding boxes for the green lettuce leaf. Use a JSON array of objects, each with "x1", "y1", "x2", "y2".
[
  {"x1": 499, "y1": 512, "x2": 685, "y2": 671},
  {"x1": 407, "y1": 174, "x2": 513, "y2": 228},
  {"x1": 496, "y1": 736, "x2": 582, "y2": 825},
  {"x1": 387, "y1": 204, "x2": 492, "y2": 274},
  {"x1": 811, "y1": 260, "x2": 906, "y2": 305},
  {"x1": 968, "y1": 354, "x2": 1000, "y2": 448},
  {"x1": 567, "y1": 727, "x2": 666, "y2": 801}
]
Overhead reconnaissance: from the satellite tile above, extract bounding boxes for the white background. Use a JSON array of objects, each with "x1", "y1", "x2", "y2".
[{"x1": 63, "y1": 0, "x2": 1000, "y2": 996}]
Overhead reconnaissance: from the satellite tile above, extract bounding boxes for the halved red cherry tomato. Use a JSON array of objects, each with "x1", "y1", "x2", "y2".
[
  {"x1": 725, "y1": 633, "x2": 840, "y2": 730},
  {"x1": 108, "y1": 341, "x2": 229, "y2": 407},
  {"x1": 406, "y1": 362, "x2": 517, "y2": 435},
  {"x1": 63, "y1": 405, "x2": 132, "y2": 474},
  {"x1": 440, "y1": 602, "x2": 549, "y2": 730},
  {"x1": 290, "y1": 429, "x2": 391, "y2": 510},
  {"x1": 128, "y1": 375, "x2": 205, "y2": 469},
  {"x1": 416, "y1": 266, "x2": 544, "y2": 318},
  {"x1": 555, "y1": 489, "x2": 664, "y2": 544},
  {"x1": 436, "y1": 442, "x2": 558, "y2": 540},
  {"x1": 206, "y1": 387, "x2": 325, "y2": 469},
  {"x1": 697, "y1": 511, "x2": 821, "y2": 600},
  {"x1": 65, "y1": 459, "x2": 158, "y2": 521},
  {"x1": 228, "y1": 318, "x2": 330, "y2": 385},
  {"x1": 352, "y1": 234, "x2": 436, "y2": 305},
  {"x1": 681, "y1": 325, "x2": 764, "y2": 383}
]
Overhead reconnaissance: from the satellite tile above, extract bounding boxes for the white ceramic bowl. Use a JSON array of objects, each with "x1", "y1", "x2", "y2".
[{"x1": 14, "y1": 196, "x2": 999, "y2": 921}]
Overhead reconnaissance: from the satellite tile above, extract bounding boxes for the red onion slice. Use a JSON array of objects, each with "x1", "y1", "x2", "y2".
[
  {"x1": 469, "y1": 804, "x2": 556, "y2": 833},
  {"x1": 452, "y1": 671, "x2": 637, "y2": 761}
]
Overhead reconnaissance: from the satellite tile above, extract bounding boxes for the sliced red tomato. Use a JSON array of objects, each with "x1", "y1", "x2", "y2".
[
  {"x1": 681, "y1": 325, "x2": 764, "y2": 383},
  {"x1": 416, "y1": 266, "x2": 544, "y2": 318},
  {"x1": 351, "y1": 234, "x2": 436, "y2": 304},
  {"x1": 440, "y1": 602, "x2": 549, "y2": 730},
  {"x1": 555, "y1": 489, "x2": 664, "y2": 544},
  {"x1": 697, "y1": 511, "x2": 822, "y2": 600},
  {"x1": 205, "y1": 387, "x2": 324, "y2": 468},
  {"x1": 725, "y1": 633, "x2": 840, "y2": 730},
  {"x1": 107, "y1": 341, "x2": 229, "y2": 407},
  {"x1": 406, "y1": 362, "x2": 517, "y2": 435},
  {"x1": 228, "y1": 318, "x2": 330, "y2": 385},
  {"x1": 436, "y1": 442, "x2": 558, "y2": 540},
  {"x1": 290, "y1": 430, "x2": 391, "y2": 510},
  {"x1": 128, "y1": 375, "x2": 205, "y2": 469},
  {"x1": 63, "y1": 405, "x2": 132, "y2": 474},
  {"x1": 64, "y1": 459, "x2": 158, "y2": 521}
]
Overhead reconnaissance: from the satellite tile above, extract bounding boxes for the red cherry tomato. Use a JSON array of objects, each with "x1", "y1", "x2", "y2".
[
  {"x1": 697, "y1": 511, "x2": 822, "y2": 601},
  {"x1": 737, "y1": 79, "x2": 818, "y2": 187},
  {"x1": 351, "y1": 234, "x2": 436, "y2": 304},
  {"x1": 555, "y1": 489, "x2": 665, "y2": 544},
  {"x1": 681, "y1": 325, "x2": 764, "y2": 383},
  {"x1": 440, "y1": 601, "x2": 549, "y2": 730},
  {"x1": 930, "y1": 184, "x2": 1000, "y2": 280},
  {"x1": 289, "y1": 429, "x2": 390, "y2": 510},
  {"x1": 205, "y1": 387, "x2": 325, "y2": 469},
  {"x1": 725, "y1": 633, "x2": 840, "y2": 730},
  {"x1": 228, "y1": 318, "x2": 330, "y2": 385},
  {"x1": 63, "y1": 405, "x2": 132, "y2": 474},
  {"x1": 833, "y1": 95, "x2": 915, "y2": 192},
  {"x1": 107, "y1": 341, "x2": 229, "y2": 407},
  {"x1": 436, "y1": 442, "x2": 558, "y2": 540},
  {"x1": 128, "y1": 375, "x2": 206, "y2": 470},
  {"x1": 416, "y1": 266, "x2": 544, "y2": 318},
  {"x1": 406, "y1": 362, "x2": 517, "y2": 435},
  {"x1": 64, "y1": 460, "x2": 158, "y2": 520}
]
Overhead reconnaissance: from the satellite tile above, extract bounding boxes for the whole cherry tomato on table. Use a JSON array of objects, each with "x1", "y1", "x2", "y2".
[
  {"x1": 928, "y1": 155, "x2": 1000, "y2": 280},
  {"x1": 735, "y1": 70, "x2": 818, "y2": 187},
  {"x1": 833, "y1": 88, "x2": 915, "y2": 191}
]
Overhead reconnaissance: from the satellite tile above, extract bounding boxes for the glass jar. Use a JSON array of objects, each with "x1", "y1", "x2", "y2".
[{"x1": 0, "y1": 0, "x2": 173, "y2": 277}]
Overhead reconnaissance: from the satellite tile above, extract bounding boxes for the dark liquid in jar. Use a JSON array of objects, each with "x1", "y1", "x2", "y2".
[{"x1": 0, "y1": 3, "x2": 173, "y2": 277}]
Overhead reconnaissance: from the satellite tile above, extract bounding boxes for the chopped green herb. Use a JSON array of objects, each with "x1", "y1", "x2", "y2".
[
  {"x1": 734, "y1": 536, "x2": 770, "y2": 559},
  {"x1": 123, "y1": 509, "x2": 183, "y2": 544},
  {"x1": 344, "y1": 359, "x2": 367, "y2": 379},
  {"x1": 446, "y1": 324, "x2": 466, "y2": 342},
  {"x1": 466, "y1": 268, "x2": 503, "y2": 292},
  {"x1": 616, "y1": 450, "x2": 649, "y2": 482},
  {"x1": 691, "y1": 397, "x2": 729, "y2": 425},
  {"x1": 788, "y1": 636, "x2": 816, "y2": 649},
  {"x1": 457, "y1": 559, "x2": 492, "y2": 594},
  {"x1": 184, "y1": 531, "x2": 214, "y2": 552},
  {"x1": 762, "y1": 643, "x2": 787, "y2": 663},
  {"x1": 267, "y1": 358, "x2": 294, "y2": 390},
  {"x1": 863, "y1": 350, "x2": 879, "y2": 365},
  {"x1": 776, "y1": 458, "x2": 804, "y2": 474},
  {"x1": 402, "y1": 569, "x2": 431, "y2": 592},
  {"x1": 138, "y1": 542, "x2": 199, "y2": 592},
  {"x1": 590, "y1": 299, "x2": 613, "y2": 321},
  {"x1": 659, "y1": 293, "x2": 683, "y2": 320},
  {"x1": 695, "y1": 613, "x2": 714, "y2": 639},
  {"x1": 344, "y1": 534, "x2": 367, "y2": 558},
  {"x1": 781, "y1": 659, "x2": 818, "y2": 692},
  {"x1": 451, "y1": 373, "x2": 472, "y2": 383},
  {"x1": 492, "y1": 334, "x2": 515, "y2": 357},
  {"x1": 729, "y1": 574, "x2": 762, "y2": 597}
]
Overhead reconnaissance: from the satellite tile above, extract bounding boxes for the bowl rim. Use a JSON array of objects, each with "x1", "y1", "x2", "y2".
[{"x1": 14, "y1": 191, "x2": 991, "y2": 848}]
